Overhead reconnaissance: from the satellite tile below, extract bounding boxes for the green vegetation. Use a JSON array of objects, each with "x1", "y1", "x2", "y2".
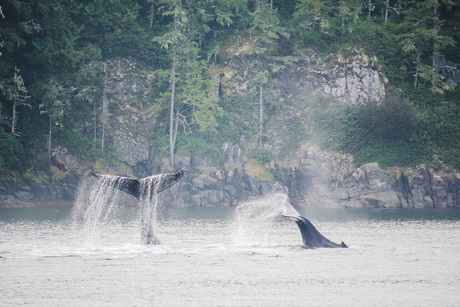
[
  {"x1": 0, "y1": 0, "x2": 459, "y2": 178},
  {"x1": 312, "y1": 87, "x2": 434, "y2": 167}
]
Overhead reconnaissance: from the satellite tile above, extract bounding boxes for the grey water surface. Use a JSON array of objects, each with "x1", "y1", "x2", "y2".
[{"x1": 1, "y1": 197, "x2": 459, "y2": 306}]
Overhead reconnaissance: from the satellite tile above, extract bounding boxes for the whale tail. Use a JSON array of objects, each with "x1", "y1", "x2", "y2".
[
  {"x1": 282, "y1": 214, "x2": 348, "y2": 249},
  {"x1": 86, "y1": 168, "x2": 185, "y2": 200},
  {"x1": 81, "y1": 168, "x2": 186, "y2": 245},
  {"x1": 87, "y1": 170, "x2": 141, "y2": 199}
]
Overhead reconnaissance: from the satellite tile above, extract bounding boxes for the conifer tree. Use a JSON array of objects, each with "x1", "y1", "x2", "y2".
[
  {"x1": 40, "y1": 80, "x2": 71, "y2": 164},
  {"x1": 398, "y1": 0, "x2": 454, "y2": 92},
  {"x1": 7, "y1": 65, "x2": 30, "y2": 136},
  {"x1": 154, "y1": 0, "x2": 190, "y2": 166},
  {"x1": 246, "y1": 1, "x2": 289, "y2": 147}
]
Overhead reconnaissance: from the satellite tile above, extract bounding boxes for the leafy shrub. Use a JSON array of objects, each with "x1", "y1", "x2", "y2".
[
  {"x1": 176, "y1": 132, "x2": 223, "y2": 163},
  {"x1": 350, "y1": 22, "x2": 405, "y2": 84},
  {"x1": 0, "y1": 128, "x2": 44, "y2": 173},
  {"x1": 0, "y1": 129, "x2": 23, "y2": 171},
  {"x1": 218, "y1": 96, "x2": 258, "y2": 144},
  {"x1": 248, "y1": 148, "x2": 274, "y2": 164},
  {"x1": 356, "y1": 87, "x2": 418, "y2": 141},
  {"x1": 54, "y1": 127, "x2": 117, "y2": 164},
  {"x1": 312, "y1": 91, "x2": 430, "y2": 167}
]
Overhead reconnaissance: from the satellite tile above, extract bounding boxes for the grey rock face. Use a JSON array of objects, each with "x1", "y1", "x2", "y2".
[
  {"x1": 0, "y1": 175, "x2": 78, "y2": 208},
  {"x1": 321, "y1": 61, "x2": 385, "y2": 105},
  {"x1": 266, "y1": 145, "x2": 460, "y2": 209},
  {"x1": 220, "y1": 49, "x2": 385, "y2": 106},
  {"x1": 105, "y1": 58, "x2": 156, "y2": 173}
]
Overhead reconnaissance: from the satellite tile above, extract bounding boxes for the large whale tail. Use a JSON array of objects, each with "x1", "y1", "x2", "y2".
[
  {"x1": 85, "y1": 168, "x2": 186, "y2": 245},
  {"x1": 282, "y1": 214, "x2": 348, "y2": 248},
  {"x1": 87, "y1": 168, "x2": 185, "y2": 200}
]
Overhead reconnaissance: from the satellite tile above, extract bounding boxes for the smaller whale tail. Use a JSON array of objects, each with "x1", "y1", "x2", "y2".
[{"x1": 283, "y1": 214, "x2": 349, "y2": 249}]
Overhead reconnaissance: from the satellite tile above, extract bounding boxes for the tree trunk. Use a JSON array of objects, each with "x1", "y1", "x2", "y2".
[
  {"x1": 259, "y1": 85, "x2": 263, "y2": 148},
  {"x1": 173, "y1": 114, "x2": 179, "y2": 151},
  {"x1": 368, "y1": 0, "x2": 372, "y2": 21},
  {"x1": 11, "y1": 67, "x2": 18, "y2": 135},
  {"x1": 169, "y1": 48, "x2": 177, "y2": 167},
  {"x1": 10, "y1": 65, "x2": 29, "y2": 136},
  {"x1": 48, "y1": 118, "x2": 52, "y2": 165},
  {"x1": 102, "y1": 62, "x2": 108, "y2": 153},
  {"x1": 414, "y1": 51, "x2": 420, "y2": 89},
  {"x1": 149, "y1": 1, "x2": 155, "y2": 28},
  {"x1": 384, "y1": 0, "x2": 389, "y2": 25},
  {"x1": 431, "y1": 4, "x2": 439, "y2": 89},
  {"x1": 93, "y1": 99, "x2": 97, "y2": 141},
  {"x1": 11, "y1": 97, "x2": 17, "y2": 135}
]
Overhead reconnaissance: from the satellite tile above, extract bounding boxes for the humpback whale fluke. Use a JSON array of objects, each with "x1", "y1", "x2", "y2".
[
  {"x1": 85, "y1": 168, "x2": 185, "y2": 245},
  {"x1": 283, "y1": 215, "x2": 348, "y2": 248},
  {"x1": 87, "y1": 168, "x2": 185, "y2": 200}
]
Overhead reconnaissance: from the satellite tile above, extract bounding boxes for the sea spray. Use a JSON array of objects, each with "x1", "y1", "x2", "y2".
[
  {"x1": 71, "y1": 174, "x2": 133, "y2": 245},
  {"x1": 231, "y1": 193, "x2": 299, "y2": 246},
  {"x1": 138, "y1": 174, "x2": 165, "y2": 245},
  {"x1": 72, "y1": 173, "x2": 174, "y2": 245}
]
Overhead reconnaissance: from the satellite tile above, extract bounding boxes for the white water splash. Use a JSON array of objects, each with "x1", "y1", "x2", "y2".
[
  {"x1": 231, "y1": 193, "x2": 299, "y2": 246},
  {"x1": 72, "y1": 175, "x2": 128, "y2": 245},
  {"x1": 72, "y1": 173, "x2": 171, "y2": 245},
  {"x1": 138, "y1": 175, "x2": 164, "y2": 245}
]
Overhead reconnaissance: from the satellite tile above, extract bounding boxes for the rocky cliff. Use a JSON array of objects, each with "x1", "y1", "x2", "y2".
[
  {"x1": 165, "y1": 143, "x2": 460, "y2": 209},
  {"x1": 0, "y1": 173, "x2": 78, "y2": 208},
  {"x1": 1, "y1": 52, "x2": 459, "y2": 208}
]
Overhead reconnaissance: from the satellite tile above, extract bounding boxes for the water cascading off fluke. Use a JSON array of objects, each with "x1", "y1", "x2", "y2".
[{"x1": 72, "y1": 169, "x2": 185, "y2": 245}]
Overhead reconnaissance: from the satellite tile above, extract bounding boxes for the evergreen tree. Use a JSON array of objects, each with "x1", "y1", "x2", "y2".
[
  {"x1": 398, "y1": 0, "x2": 454, "y2": 92},
  {"x1": 246, "y1": 1, "x2": 289, "y2": 147},
  {"x1": 0, "y1": 0, "x2": 37, "y2": 135},
  {"x1": 74, "y1": 49, "x2": 105, "y2": 143},
  {"x1": 154, "y1": 0, "x2": 191, "y2": 166},
  {"x1": 40, "y1": 80, "x2": 71, "y2": 164},
  {"x1": 178, "y1": 48, "x2": 223, "y2": 133},
  {"x1": 294, "y1": 0, "x2": 329, "y2": 32},
  {"x1": 31, "y1": 0, "x2": 84, "y2": 72},
  {"x1": 6, "y1": 65, "x2": 30, "y2": 136}
]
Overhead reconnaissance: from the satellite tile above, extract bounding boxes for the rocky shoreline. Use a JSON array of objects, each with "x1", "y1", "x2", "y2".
[
  {"x1": 1, "y1": 144, "x2": 458, "y2": 209},
  {"x1": 0, "y1": 176, "x2": 76, "y2": 208}
]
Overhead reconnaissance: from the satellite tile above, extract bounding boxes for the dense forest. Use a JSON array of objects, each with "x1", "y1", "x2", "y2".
[{"x1": 1, "y1": 0, "x2": 459, "y2": 180}]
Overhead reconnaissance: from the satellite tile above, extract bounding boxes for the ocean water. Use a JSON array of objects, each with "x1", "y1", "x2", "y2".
[{"x1": 1, "y1": 195, "x2": 459, "y2": 306}]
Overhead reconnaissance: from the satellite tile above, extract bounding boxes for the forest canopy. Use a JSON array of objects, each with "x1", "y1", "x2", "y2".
[{"x1": 0, "y1": 0, "x2": 459, "y2": 176}]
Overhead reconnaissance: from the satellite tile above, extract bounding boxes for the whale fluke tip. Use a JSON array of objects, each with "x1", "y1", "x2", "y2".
[
  {"x1": 281, "y1": 214, "x2": 301, "y2": 221},
  {"x1": 86, "y1": 170, "x2": 97, "y2": 177}
]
